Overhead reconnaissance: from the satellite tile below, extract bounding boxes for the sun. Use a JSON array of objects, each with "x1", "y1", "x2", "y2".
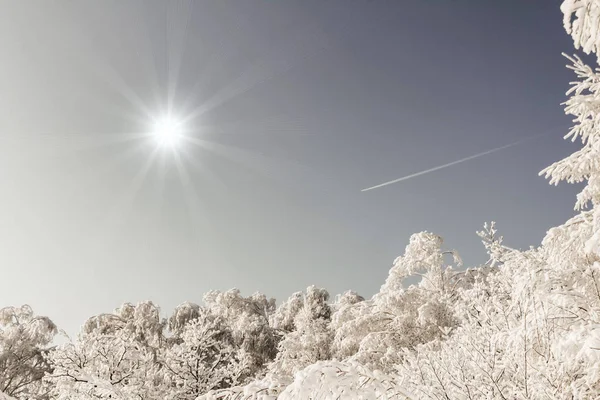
[{"x1": 153, "y1": 116, "x2": 183, "y2": 147}]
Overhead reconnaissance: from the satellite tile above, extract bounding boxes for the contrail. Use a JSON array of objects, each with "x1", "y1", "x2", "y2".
[{"x1": 361, "y1": 133, "x2": 545, "y2": 192}]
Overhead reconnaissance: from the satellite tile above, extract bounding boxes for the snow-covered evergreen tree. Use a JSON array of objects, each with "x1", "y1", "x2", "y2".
[{"x1": 561, "y1": 0, "x2": 600, "y2": 61}]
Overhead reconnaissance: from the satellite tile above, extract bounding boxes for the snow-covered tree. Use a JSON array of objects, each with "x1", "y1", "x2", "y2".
[
  {"x1": 269, "y1": 286, "x2": 333, "y2": 378},
  {"x1": 0, "y1": 305, "x2": 57, "y2": 400},
  {"x1": 329, "y1": 233, "x2": 462, "y2": 372},
  {"x1": 561, "y1": 0, "x2": 600, "y2": 61},
  {"x1": 46, "y1": 302, "x2": 168, "y2": 400},
  {"x1": 47, "y1": 329, "x2": 166, "y2": 400},
  {"x1": 540, "y1": 52, "x2": 600, "y2": 256},
  {"x1": 161, "y1": 310, "x2": 247, "y2": 399},
  {"x1": 203, "y1": 289, "x2": 278, "y2": 375},
  {"x1": 269, "y1": 292, "x2": 304, "y2": 333},
  {"x1": 83, "y1": 301, "x2": 166, "y2": 349},
  {"x1": 168, "y1": 302, "x2": 201, "y2": 340}
]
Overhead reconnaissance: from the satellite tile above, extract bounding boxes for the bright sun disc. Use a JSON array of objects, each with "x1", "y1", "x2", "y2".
[{"x1": 153, "y1": 117, "x2": 182, "y2": 147}]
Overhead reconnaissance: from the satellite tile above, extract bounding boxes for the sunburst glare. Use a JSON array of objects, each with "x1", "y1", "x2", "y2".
[{"x1": 153, "y1": 116, "x2": 183, "y2": 148}]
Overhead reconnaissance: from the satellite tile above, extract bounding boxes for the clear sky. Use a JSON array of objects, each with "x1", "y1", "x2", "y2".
[{"x1": 0, "y1": 0, "x2": 583, "y2": 336}]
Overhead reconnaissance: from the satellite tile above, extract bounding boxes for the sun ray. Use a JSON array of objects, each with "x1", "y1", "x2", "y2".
[
  {"x1": 91, "y1": 58, "x2": 154, "y2": 120},
  {"x1": 189, "y1": 113, "x2": 317, "y2": 138},
  {"x1": 171, "y1": 148, "x2": 218, "y2": 253},
  {"x1": 153, "y1": 147, "x2": 168, "y2": 217},
  {"x1": 182, "y1": 20, "x2": 335, "y2": 124},
  {"x1": 179, "y1": 1, "x2": 250, "y2": 114},
  {"x1": 180, "y1": 134, "x2": 317, "y2": 194},
  {"x1": 94, "y1": 145, "x2": 161, "y2": 247},
  {"x1": 177, "y1": 142, "x2": 230, "y2": 195},
  {"x1": 180, "y1": 5, "x2": 391, "y2": 124},
  {"x1": 166, "y1": 0, "x2": 194, "y2": 114}
]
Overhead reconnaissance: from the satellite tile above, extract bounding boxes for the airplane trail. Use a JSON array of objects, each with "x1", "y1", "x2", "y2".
[{"x1": 361, "y1": 133, "x2": 545, "y2": 192}]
